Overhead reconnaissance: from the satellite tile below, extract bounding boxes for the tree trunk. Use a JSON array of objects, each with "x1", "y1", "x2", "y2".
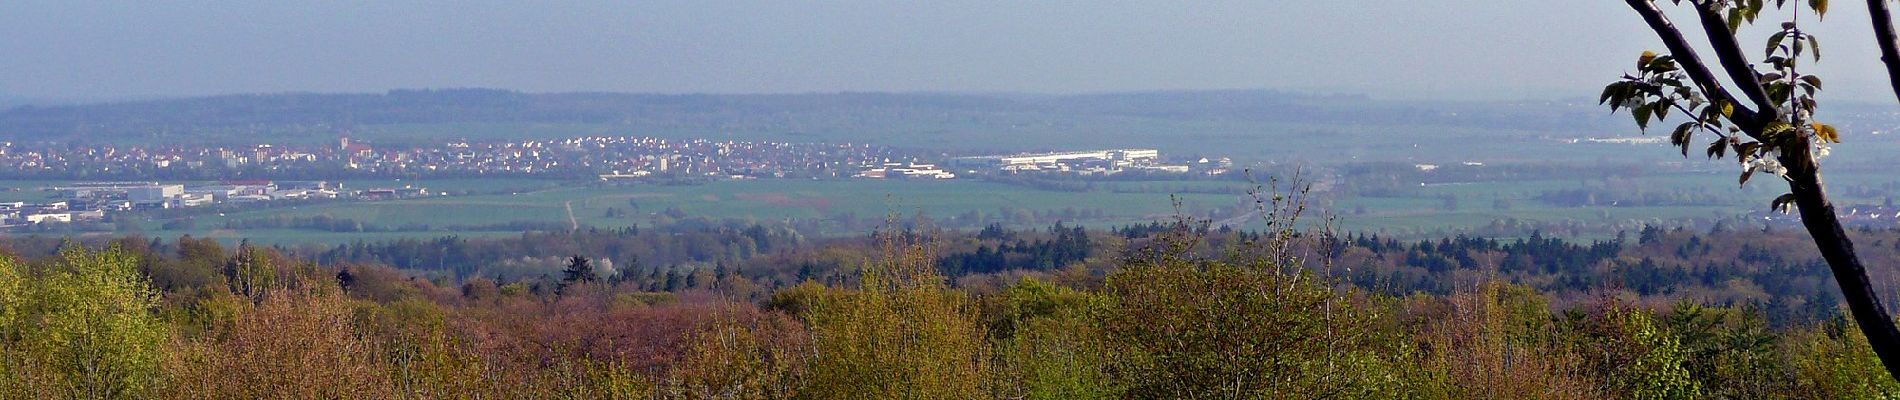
[{"x1": 1785, "y1": 161, "x2": 1900, "y2": 379}]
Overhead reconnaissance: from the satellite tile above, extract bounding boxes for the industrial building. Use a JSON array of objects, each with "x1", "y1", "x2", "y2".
[{"x1": 944, "y1": 148, "x2": 1175, "y2": 174}]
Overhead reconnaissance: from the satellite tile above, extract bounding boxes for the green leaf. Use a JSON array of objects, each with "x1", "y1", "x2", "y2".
[
  {"x1": 1638, "y1": 51, "x2": 1658, "y2": 71},
  {"x1": 1649, "y1": 57, "x2": 1679, "y2": 72},
  {"x1": 1635, "y1": 103, "x2": 1654, "y2": 130},
  {"x1": 1740, "y1": 167, "x2": 1756, "y2": 186},
  {"x1": 1808, "y1": 35, "x2": 1820, "y2": 60},
  {"x1": 1763, "y1": 121, "x2": 1797, "y2": 143},
  {"x1": 1768, "y1": 31, "x2": 1789, "y2": 57},
  {"x1": 1811, "y1": 0, "x2": 1828, "y2": 18},
  {"x1": 1705, "y1": 138, "x2": 1724, "y2": 158}
]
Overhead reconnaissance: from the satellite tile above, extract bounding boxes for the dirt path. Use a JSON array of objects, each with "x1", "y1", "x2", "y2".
[{"x1": 564, "y1": 201, "x2": 578, "y2": 231}]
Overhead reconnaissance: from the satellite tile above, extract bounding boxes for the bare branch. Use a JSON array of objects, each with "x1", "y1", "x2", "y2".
[
  {"x1": 1868, "y1": 0, "x2": 1900, "y2": 102},
  {"x1": 1691, "y1": 4, "x2": 1778, "y2": 117},
  {"x1": 1624, "y1": 0, "x2": 1766, "y2": 131}
]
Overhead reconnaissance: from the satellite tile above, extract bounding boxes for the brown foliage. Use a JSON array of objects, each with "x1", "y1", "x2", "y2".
[{"x1": 166, "y1": 286, "x2": 395, "y2": 399}]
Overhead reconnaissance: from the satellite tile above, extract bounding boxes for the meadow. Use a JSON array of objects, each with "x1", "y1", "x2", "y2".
[
  {"x1": 0, "y1": 161, "x2": 1888, "y2": 245},
  {"x1": 119, "y1": 170, "x2": 1866, "y2": 245}
]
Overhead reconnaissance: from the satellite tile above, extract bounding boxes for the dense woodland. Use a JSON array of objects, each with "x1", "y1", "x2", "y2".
[{"x1": 0, "y1": 208, "x2": 1898, "y2": 397}]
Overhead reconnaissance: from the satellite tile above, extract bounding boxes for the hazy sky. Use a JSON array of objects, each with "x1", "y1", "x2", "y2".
[{"x1": 2, "y1": 1, "x2": 1896, "y2": 101}]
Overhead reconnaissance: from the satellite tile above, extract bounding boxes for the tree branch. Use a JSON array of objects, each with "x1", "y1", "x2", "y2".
[
  {"x1": 1692, "y1": 4, "x2": 1778, "y2": 118},
  {"x1": 1625, "y1": 0, "x2": 1766, "y2": 131},
  {"x1": 1780, "y1": 156, "x2": 1900, "y2": 381},
  {"x1": 1868, "y1": 0, "x2": 1900, "y2": 102}
]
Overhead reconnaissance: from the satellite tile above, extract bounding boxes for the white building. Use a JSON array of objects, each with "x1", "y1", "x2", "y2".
[
  {"x1": 129, "y1": 185, "x2": 184, "y2": 203},
  {"x1": 171, "y1": 193, "x2": 215, "y2": 208},
  {"x1": 857, "y1": 163, "x2": 956, "y2": 179},
  {"x1": 948, "y1": 149, "x2": 1162, "y2": 170},
  {"x1": 24, "y1": 213, "x2": 70, "y2": 224}
]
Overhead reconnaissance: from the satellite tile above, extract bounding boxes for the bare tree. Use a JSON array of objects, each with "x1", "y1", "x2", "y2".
[{"x1": 1600, "y1": 0, "x2": 1900, "y2": 380}]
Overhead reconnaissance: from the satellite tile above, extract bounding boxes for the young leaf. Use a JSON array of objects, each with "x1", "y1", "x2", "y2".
[
  {"x1": 1772, "y1": 193, "x2": 1798, "y2": 213},
  {"x1": 1817, "y1": 123, "x2": 1841, "y2": 143}
]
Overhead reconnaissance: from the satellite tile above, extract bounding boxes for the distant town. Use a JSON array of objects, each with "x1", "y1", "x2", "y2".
[
  {"x1": 0, "y1": 180, "x2": 430, "y2": 227},
  {"x1": 0, "y1": 136, "x2": 1225, "y2": 182},
  {"x1": 0, "y1": 136, "x2": 1231, "y2": 228}
]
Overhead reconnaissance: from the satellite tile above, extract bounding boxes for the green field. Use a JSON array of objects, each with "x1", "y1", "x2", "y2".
[
  {"x1": 3, "y1": 165, "x2": 1895, "y2": 246},
  {"x1": 143, "y1": 179, "x2": 1253, "y2": 245}
]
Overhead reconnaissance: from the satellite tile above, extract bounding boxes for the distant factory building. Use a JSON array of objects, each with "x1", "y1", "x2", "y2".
[
  {"x1": 128, "y1": 185, "x2": 184, "y2": 203},
  {"x1": 948, "y1": 149, "x2": 1160, "y2": 169}
]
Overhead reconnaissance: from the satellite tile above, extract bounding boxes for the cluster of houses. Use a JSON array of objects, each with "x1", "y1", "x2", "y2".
[
  {"x1": 1757, "y1": 202, "x2": 1900, "y2": 227},
  {"x1": 0, "y1": 180, "x2": 436, "y2": 227},
  {"x1": 0, "y1": 135, "x2": 930, "y2": 180}
]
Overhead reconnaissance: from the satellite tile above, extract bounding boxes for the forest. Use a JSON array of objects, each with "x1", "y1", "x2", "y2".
[{"x1": 0, "y1": 204, "x2": 1896, "y2": 398}]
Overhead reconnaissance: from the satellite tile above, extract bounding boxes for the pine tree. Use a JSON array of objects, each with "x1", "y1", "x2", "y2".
[{"x1": 560, "y1": 255, "x2": 596, "y2": 292}]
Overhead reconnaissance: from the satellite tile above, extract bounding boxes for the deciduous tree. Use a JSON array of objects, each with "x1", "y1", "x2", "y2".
[{"x1": 1601, "y1": 0, "x2": 1900, "y2": 381}]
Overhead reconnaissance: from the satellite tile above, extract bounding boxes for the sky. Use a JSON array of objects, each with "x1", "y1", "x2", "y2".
[{"x1": 1, "y1": 1, "x2": 1896, "y2": 102}]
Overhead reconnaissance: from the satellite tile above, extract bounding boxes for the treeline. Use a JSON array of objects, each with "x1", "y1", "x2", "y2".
[
  {"x1": 221, "y1": 214, "x2": 569, "y2": 233},
  {"x1": 938, "y1": 223, "x2": 1094, "y2": 276},
  {"x1": 297, "y1": 222, "x2": 804, "y2": 282},
  {"x1": 0, "y1": 220, "x2": 1895, "y2": 397},
  {"x1": 1330, "y1": 226, "x2": 1857, "y2": 324},
  {"x1": 9, "y1": 214, "x2": 1881, "y2": 328}
]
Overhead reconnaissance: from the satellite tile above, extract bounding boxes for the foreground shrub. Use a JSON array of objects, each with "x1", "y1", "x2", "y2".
[
  {"x1": 798, "y1": 232, "x2": 994, "y2": 398},
  {"x1": 0, "y1": 245, "x2": 167, "y2": 398}
]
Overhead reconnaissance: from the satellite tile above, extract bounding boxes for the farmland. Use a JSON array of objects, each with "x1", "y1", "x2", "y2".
[
  {"x1": 0, "y1": 160, "x2": 1893, "y2": 246},
  {"x1": 87, "y1": 169, "x2": 1885, "y2": 245}
]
